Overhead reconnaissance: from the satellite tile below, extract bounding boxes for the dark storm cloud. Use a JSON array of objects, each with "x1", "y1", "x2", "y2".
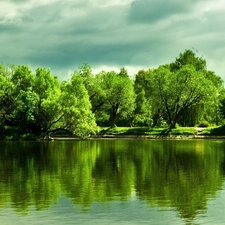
[
  {"x1": 0, "y1": 0, "x2": 225, "y2": 79},
  {"x1": 2, "y1": 0, "x2": 132, "y2": 70},
  {"x1": 127, "y1": 0, "x2": 188, "y2": 24}
]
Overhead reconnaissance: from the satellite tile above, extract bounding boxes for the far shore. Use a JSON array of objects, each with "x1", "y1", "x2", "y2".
[
  {"x1": 2, "y1": 126, "x2": 225, "y2": 141},
  {"x1": 51, "y1": 134, "x2": 225, "y2": 141}
]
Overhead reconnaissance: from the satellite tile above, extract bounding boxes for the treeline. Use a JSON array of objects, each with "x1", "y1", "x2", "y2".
[{"x1": 1, "y1": 49, "x2": 225, "y2": 139}]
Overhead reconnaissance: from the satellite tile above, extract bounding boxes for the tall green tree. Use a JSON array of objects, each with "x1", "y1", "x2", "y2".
[
  {"x1": 97, "y1": 69, "x2": 136, "y2": 126},
  {"x1": 170, "y1": 49, "x2": 207, "y2": 72},
  {"x1": 8, "y1": 65, "x2": 36, "y2": 130},
  {"x1": 152, "y1": 65, "x2": 215, "y2": 128},
  {"x1": 12, "y1": 89, "x2": 39, "y2": 133},
  {"x1": 202, "y1": 70, "x2": 224, "y2": 125},
  {"x1": 170, "y1": 49, "x2": 223, "y2": 126},
  {"x1": 133, "y1": 70, "x2": 153, "y2": 126},
  {"x1": 32, "y1": 68, "x2": 62, "y2": 135},
  {"x1": 11, "y1": 65, "x2": 34, "y2": 93},
  {"x1": 60, "y1": 72, "x2": 98, "y2": 137},
  {"x1": 0, "y1": 69, "x2": 14, "y2": 131},
  {"x1": 78, "y1": 64, "x2": 106, "y2": 114}
]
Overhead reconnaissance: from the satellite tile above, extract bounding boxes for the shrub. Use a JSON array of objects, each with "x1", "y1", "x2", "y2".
[
  {"x1": 198, "y1": 121, "x2": 209, "y2": 127},
  {"x1": 132, "y1": 115, "x2": 153, "y2": 127}
]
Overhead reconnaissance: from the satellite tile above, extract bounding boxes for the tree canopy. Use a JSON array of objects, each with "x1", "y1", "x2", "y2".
[{"x1": 0, "y1": 49, "x2": 224, "y2": 139}]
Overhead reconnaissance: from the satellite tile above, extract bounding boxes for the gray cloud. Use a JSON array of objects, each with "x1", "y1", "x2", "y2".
[
  {"x1": 128, "y1": 0, "x2": 189, "y2": 24},
  {"x1": 2, "y1": 0, "x2": 28, "y2": 2},
  {"x1": 0, "y1": 0, "x2": 225, "y2": 79}
]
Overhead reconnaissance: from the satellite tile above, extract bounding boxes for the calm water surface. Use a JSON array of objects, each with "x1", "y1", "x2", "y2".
[{"x1": 0, "y1": 139, "x2": 225, "y2": 225}]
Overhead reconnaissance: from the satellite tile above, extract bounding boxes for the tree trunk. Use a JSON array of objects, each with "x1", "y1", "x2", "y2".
[
  {"x1": 110, "y1": 104, "x2": 119, "y2": 127},
  {"x1": 169, "y1": 120, "x2": 177, "y2": 129}
]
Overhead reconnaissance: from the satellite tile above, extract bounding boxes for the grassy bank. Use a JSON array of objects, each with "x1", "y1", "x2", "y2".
[
  {"x1": 99, "y1": 127, "x2": 196, "y2": 136},
  {"x1": 1, "y1": 125, "x2": 225, "y2": 141},
  {"x1": 98, "y1": 126, "x2": 225, "y2": 137}
]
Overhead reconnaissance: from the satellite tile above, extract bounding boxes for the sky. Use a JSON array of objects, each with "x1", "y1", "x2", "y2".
[{"x1": 0, "y1": 0, "x2": 225, "y2": 80}]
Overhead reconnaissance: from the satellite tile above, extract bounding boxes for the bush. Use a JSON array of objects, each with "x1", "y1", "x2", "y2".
[
  {"x1": 132, "y1": 115, "x2": 153, "y2": 127},
  {"x1": 198, "y1": 121, "x2": 209, "y2": 127}
]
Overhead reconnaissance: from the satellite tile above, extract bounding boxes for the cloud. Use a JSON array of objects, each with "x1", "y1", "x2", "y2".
[
  {"x1": 0, "y1": 1, "x2": 133, "y2": 68},
  {"x1": 127, "y1": 0, "x2": 189, "y2": 24},
  {"x1": 0, "y1": 0, "x2": 225, "y2": 79}
]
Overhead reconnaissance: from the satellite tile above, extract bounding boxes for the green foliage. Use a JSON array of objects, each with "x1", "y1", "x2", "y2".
[
  {"x1": 219, "y1": 97, "x2": 225, "y2": 120},
  {"x1": 170, "y1": 50, "x2": 224, "y2": 127},
  {"x1": 201, "y1": 125, "x2": 225, "y2": 136},
  {"x1": 11, "y1": 65, "x2": 34, "y2": 93},
  {"x1": 12, "y1": 89, "x2": 39, "y2": 132},
  {"x1": 0, "y1": 49, "x2": 224, "y2": 139},
  {"x1": 98, "y1": 126, "x2": 196, "y2": 136},
  {"x1": 198, "y1": 121, "x2": 209, "y2": 127},
  {"x1": 0, "y1": 73, "x2": 14, "y2": 127},
  {"x1": 33, "y1": 68, "x2": 62, "y2": 134},
  {"x1": 170, "y1": 49, "x2": 207, "y2": 72},
  {"x1": 95, "y1": 70, "x2": 136, "y2": 126},
  {"x1": 152, "y1": 63, "x2": 216, "y2": 128},
  {"x1": 132, "y1": 114, "x2": 153, "y2": 127},
  {"x1": 60, "y1": 72, "x2": 98, "y2": 138}
]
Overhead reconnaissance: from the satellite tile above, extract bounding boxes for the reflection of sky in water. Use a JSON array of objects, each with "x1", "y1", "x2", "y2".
[
  {"x1": 197, "y1": 181, "x2": 225, "y2": 225},
  {"x1": 0, "y1": 196, "x2": 183, "y2": 225},
  {"x1": 1, "y1": 186, "x2": 225, "y2": 225}
]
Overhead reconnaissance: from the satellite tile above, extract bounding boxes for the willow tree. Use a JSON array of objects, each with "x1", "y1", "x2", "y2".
[
  {"x1": 152, "y1": 65, "x2": 215, "y2": 129},
  {"x1": 170, "y1": 49, "x2": 223, "y2": 126}
]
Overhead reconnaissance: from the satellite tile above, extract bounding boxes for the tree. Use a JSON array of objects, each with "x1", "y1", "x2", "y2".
[
  {"x1": 32, "y1": 68, "x2": 62, "y2": 135},
  {"x1": 133, "y1": 70, "x2": 153, "y2": 126},
  {"x1": 0, "y1": 63, "x2": 13, "y2": 79},
  {"x1": 97, "y1": 70, "x2": 136, "y2": 126},
  {"x1": 152, "y1": 65, "x2": 215, "y2": 129},
  {"x1": 202, "y1": 70, "x2": 224, "y2": 125},
  {"x1": 219, "y1": 88, "x2": 225, "y2": 120},
  {"x1": 1, "y1": 65, "x2": 36, "y2": 131},
  {"x1": 170, "y1": 49, "x2": 207, "y2": 72},
  {"x1": 0, "y1": 71, "x2": 14, "y2": 131},
  {"x1": 60, "y1": 72, "x2": 98, "y2": 138},
  {"x1": 78, "y1": 64, "x2": 106, "y2": 114},
  {"x1": 170, "y1": 49, "x2": 224, "y2": 126},
  {"x1": 11, "y1": 89, "x2": 39, "y2": 133},
  {"x1": 11, "y1": 65, "x2": 34, "y2": 93}
]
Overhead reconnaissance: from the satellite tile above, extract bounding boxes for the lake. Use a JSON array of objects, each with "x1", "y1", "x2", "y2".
[{"x1": 0, "y1": 139, "x2": 225, "y2": 225}]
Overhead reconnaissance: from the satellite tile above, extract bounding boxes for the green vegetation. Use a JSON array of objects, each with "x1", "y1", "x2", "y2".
[
  {"x1": 99, "y1": 126, "x2": 196, "y2": 136},
  {"x1": 1, "y1": 49, "x2": 225, "y2": 139},
  {"x1": 201, "y1": 125, "x2": 225, "y2": 136}
]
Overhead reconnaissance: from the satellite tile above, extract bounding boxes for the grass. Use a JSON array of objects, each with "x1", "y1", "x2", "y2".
[
  {"x1": 201, "y1": 125, "x2": 225, "y2": 136},
  {"x1": 2, "y1": 125, "x2": 225, "y2": 140},
  {"x1": 99, "y1": 125, "x2": 225, "y2": 137},
  {"x1": 98, "y1": 126, "x2": 197, "y2": 136}
]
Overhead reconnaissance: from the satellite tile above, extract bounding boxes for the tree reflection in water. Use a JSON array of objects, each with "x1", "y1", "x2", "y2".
[{"x1": 0, "y1": 139, "x2": 224, "y2": 224}]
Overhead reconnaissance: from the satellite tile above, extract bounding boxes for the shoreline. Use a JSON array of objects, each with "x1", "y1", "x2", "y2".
[{"x1": 52, "y1": 134, "x2": 225, "y2": 140}]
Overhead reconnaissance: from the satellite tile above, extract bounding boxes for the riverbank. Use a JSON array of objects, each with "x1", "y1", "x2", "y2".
[
  {"x1": 89, "y1": 134, "x2": 225, "y2": 139},
  {"x1": 52, "y1": 126, "x2": 225, "y2": 140},
  {"x1": 2, "y1": 126, "x2": 225, "y2": 141},
  {"x1": 87, "y1": 126, "x2": 225, "y2": 140}
]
